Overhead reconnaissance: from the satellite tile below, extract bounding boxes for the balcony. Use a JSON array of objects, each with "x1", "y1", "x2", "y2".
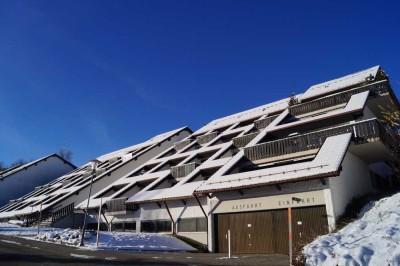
[
  {"x1": 232, "y1": 132, "x2": 259, "y2": 148},
  {"x1": 173, "y1": 139, "x2": 191, "y2": 151},
  {"x1": 254, "y1": 115, "x2": 280, "y2": 130},
  {"x1": 244, "y1": 119, "x2": 396, "y2": 162},
  {"x1": 289, "y1": 80, "x2": 390, "y2": 117},
  {"x1": 170, "y1": 162, "x2": 197, "y2": 179},
  {"x1": 105, "y1": 197, "x2": 129, "y2": 215},
  {"x1": 196, "y1": 132, "x2": 218, "y2": 145}
]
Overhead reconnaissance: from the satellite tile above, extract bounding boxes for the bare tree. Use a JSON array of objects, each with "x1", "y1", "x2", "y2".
[
  {"x1": 0, "y1": 161, "x2": 6, "y2": 171},
  {"x1": 10, "y1": 159, "x2": 28, "y2": 167},
  {"x1": 380, "y1": 101, "x2": 400, "y2": 187},
  {"x1": 58, "y1": 148, "x2": 73, "y2": 162}
]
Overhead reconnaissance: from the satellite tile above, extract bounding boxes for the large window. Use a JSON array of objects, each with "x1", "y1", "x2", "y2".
[
  {"x1": 178, "y1": 218, "x2": 207, "y2": 232},
  {"x1": 111, "y1": 221, "x2": 136, "y2": 232},
  {"x1": 141, "y1": 220, "x2": 172, "y2": 233}
]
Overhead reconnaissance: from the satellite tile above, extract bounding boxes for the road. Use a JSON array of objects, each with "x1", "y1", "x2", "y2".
[{"x1": 0, "y1": 234, "x2": 289, "y2": 266}]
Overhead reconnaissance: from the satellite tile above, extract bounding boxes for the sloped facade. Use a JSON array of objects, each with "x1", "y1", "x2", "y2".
[
  {"x1": 1, "y1": 66, "x2": 398, "y2": 256},
  {"x1": 0, "y1": 154, "x2": 76, "y2": 207},
  {"x1": 79, "y1": 66, "x2": 398, "y2": 255},
  {"x1": 0, "y1": 127, "x2": 191, "y2": 228}
]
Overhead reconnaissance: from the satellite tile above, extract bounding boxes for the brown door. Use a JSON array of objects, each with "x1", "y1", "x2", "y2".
[
  {"x1": 273, "y1": 208, "x2": 289, "y2": 255},
  {"x1": 215, "y1": 209, "x2": 288, "y2": 254},
  {"x1": 291, "y1": 206, "x2": 328, "y2": 256},
  {"x1": 215, "y1": 213, "x2": 230, "y2": 253}
]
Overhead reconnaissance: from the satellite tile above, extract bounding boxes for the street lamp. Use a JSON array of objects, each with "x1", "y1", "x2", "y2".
[{"x1": 79, "y1": 159, "x2": 101, "y2": 247}]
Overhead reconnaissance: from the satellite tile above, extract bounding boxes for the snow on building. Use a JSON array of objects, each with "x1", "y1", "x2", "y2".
[
  {"x1": 0, "y1": 154, "x2": 76, "y2": 207},
  {"x1": 1, "y1": 66, "x2": 398, "y2": 257},
  {"x1": 0, "y1": 127, "x2": 192, "y2": 228},
  {"x1": 73, "y1": 65, "x2": 399, "y2": 255}
]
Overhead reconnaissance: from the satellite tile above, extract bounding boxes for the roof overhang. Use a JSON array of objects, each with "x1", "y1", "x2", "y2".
[{"x1": 194, "y1": 133, "x2": 352, "y2": 195}]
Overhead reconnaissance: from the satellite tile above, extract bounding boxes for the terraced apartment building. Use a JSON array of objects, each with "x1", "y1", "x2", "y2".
[
  {"x1": 0, "y1": 66, "x2": 398, "y2": 256},
  {"x1": 0, "y1": 127, "x2": 191, "y2": 228}
]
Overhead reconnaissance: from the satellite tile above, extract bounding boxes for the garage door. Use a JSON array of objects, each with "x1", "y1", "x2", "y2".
[
  {"x1": 215, "y1": 209, "x2": 288, "y2": 254},
  {"x1": 215, "y1": 205, "x2": 328, "y2": 255},
  {"x1": 292, "y1": 206, "x2": 329, "y2": 254}
]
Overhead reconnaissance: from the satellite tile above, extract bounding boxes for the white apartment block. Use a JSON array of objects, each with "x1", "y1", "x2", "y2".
[{"x1": 1, "y1": 66, "x2": 398, "y2": 256}]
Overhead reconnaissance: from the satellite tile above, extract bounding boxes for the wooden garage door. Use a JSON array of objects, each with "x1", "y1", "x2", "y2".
[
  {"x1": 215, "y1": 209, "x2": 288, "y2": 254},
  {"x1": 215, "y1": 205, "x2": 328, "y2": 255},
  {"x1": 291, "y1": 205, "x2": 329, "y2": 254}
]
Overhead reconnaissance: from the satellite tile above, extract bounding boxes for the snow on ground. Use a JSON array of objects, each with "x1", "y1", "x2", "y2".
[
  {"x1": 0, "y1": 223, "x2": 195, "y2": 252},
  {"x1": 304, "y1": 193, "x2": 400, "y2": 266}
]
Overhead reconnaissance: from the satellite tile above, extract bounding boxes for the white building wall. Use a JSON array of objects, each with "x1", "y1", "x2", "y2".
[
  {"x1": 75, "y1": 131, "x2": 191, "y2": 209},
  {"x1": 327, "y1": 152, "x2": 373, "y2": 229},
  {"x1": 139, "y1": 198, "x2": 208, "y2": 244},
  {"x1": 54, "y1": 130, "x2": 191, "y2": 217},
  {"x1": 0, "y1": 156, "x2": 75, "y2": 206}
]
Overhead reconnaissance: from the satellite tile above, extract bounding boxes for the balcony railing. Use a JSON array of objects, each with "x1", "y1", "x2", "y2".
[
  {"x1": 244, "y1": 119, "x2": 396, "y2": 162},
  {"x1": 173, "y1": 139, "x2": 191, "y2": 151},
  {"x1": 51, "y1": 203, "x2": 74, "y2": 223},
  {"x1": 232, "y1": 132, "x2": 259, "y2": 148},
  {"x1": 254, "y1": 115, "x2": 280, "y2": 130},
  {"x1": 106, "y1": 198, "x2": 128, "y2": 214},
  {"x1": 170, "y1": 162, "x2": 197, "y2": 179},
  {"x1": 62, "y1": 179, "x2": 72, "y2": 187},
  {"x1": 196, "y1": 132, "x2": 218, "y2": 145},
  {"x1": 289, "y1": 80, "x2": 390, "y2": 117}
]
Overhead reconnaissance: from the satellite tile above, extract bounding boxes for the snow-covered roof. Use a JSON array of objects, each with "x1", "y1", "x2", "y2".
[
  {"x1": 193, "y1": 97, "x2": 292, "y2": 135},
  {"x1": 126, "y1": 181, "x2": 204, "y2": 204},
  {"x1": 0, "y1": 154, "x2": 75, "y2": 180},
  {"x1": 195, "y1": 133, "x2": 352, "y2": 194},
  {"x1": 300, "y1": 66, "x2": 380, "y2": 101},
  {"x1": 97, "y1": 127, "x2": 188, "y2": 161},
  {"x1": 270, "y1": 91, "x2": 370, "y2": 133}
]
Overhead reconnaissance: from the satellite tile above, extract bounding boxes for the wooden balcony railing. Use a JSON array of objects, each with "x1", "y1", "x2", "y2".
[
  {"x1": 51, "y1": 203, "x2": 74, "y2": 223},
  {"x1": 289, "y1": 80, "x2": 390, "y2": 117},
  {"x1": 26, "y1": 207, "x2": 53, "y2": 227},
  {"x1": 254, "y1": 115, "x2": 280, "y2": 130},
  {"x1": 196, "y1": 132, "x2": 218, "y2": 145},
  {"x1": 174, "y1": 139, "x2": 191, "y2": 151},
  {"x1": 232, "y1": 132, "x2": 259, "y2": 148},
  {"x1": 170, "y1": 162, "x2": 197, "y2": 179},
  {"x1": 244, "y1": 119, "x2": 396, "y2": 162}
]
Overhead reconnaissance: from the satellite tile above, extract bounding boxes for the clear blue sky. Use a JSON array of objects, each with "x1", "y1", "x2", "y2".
[{"x1": 1, "y1": 0, "x2": 399, "y2": 166}]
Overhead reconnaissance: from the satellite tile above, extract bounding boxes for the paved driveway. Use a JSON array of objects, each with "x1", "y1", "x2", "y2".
[{"x1": 0, "y1": 234, "x2": 289, "y2": 265}]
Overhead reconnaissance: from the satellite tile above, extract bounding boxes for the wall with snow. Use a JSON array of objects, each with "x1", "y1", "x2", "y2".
[
  {"x1": 89, "y1": 132, "x2": 190, "y2": 196},
  {"x1": 52, "y1": 213, "x2": 85, "y2": 229},
  {"x1": 327, "y1": 152, "x2": 373, "y2": 227},
  {"x1": 55, "y1": 131, "x2": 191, "y2": 221},
  {"x1": 139, "y1": 198, "x2": 208, "y2": 244},
  {"x1": 0, "y1": 156, "x2": 75, "y2": 207}
]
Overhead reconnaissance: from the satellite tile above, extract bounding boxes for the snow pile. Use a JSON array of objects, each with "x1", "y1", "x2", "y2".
[
  {"x1": 0, "y1": 223, "x2": 52, "y2": 236},
  {"x1": 0, "y1": 223, "x2": 195, "y2": 252},
  {"x1": 304, "y1": 193, "x2": 400, "y2": 266},
  {"x1": 8, "y1": 220, "x2": 26, "y2": 226},
  {"x1": 37, "y1": 228, "x2": 92, "y2": 245}
]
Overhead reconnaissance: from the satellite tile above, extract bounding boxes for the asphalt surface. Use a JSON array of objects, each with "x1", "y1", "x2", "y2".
[{"x1": 0, "y1": 234, "x2": 289, "y2": 266}]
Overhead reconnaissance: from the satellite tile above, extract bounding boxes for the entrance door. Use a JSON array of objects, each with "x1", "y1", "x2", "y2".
[{"x1": 291, "y1": 206, "x2": 329, "y2": 255}]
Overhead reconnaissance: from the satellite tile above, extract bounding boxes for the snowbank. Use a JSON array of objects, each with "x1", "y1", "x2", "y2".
[
  {"x1": 304, "y1": 193, "x2": 400, "y2": 266},
  {"x1": 0, "y1": 223, "x2": 195, "y2": 252}
]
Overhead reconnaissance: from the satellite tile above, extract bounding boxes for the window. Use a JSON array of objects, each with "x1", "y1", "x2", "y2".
[
  {"x1": 178, "y1": 218, "x2": 207, "y2": 232},
  {"x1": 141, "y1": 220, "x2": 172, "y2": 233},
  {"x1": 111, "y1": 222, "x2": 136, "y2": 232}
]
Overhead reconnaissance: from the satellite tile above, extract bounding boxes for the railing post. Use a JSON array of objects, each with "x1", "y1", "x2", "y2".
[{"x1": 228, "y1": 229, "x2": 232, "y2": 259}]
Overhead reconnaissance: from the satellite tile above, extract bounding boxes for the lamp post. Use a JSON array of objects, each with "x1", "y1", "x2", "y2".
[{"x1": 79, "y1": 159, "x2": 101, "y2": 247}]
